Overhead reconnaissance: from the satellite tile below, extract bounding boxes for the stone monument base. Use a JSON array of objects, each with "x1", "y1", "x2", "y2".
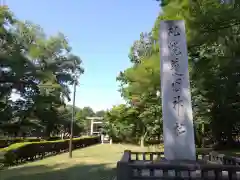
[{"x1": 117, "y1": 150, "x2": 240, "y2": 180}]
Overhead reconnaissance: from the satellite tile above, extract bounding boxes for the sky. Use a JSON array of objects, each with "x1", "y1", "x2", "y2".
[{"x1": 7, "y1": 0, "x2": 160, "y2": 111}]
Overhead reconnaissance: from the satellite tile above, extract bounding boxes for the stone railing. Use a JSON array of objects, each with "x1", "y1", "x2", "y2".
[{"x1": 117, "y1": 150, "x2": 240, "y2": 180}]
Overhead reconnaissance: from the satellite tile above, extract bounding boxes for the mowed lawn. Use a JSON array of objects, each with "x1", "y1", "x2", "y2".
[{"x1": 0, "y1": 144, "x2": 160, "y2": 180}]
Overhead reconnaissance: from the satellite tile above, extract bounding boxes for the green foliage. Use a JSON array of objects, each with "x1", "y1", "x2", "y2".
[
  {"x1": 0, "y1": 137, "x2": 42, "y2": 148},
  {"x1": 105, "y1": 0, "x2": 240, "y2": 148},
  {"x1": 95, "y1": 110, "x2": 106, "y2": 117},
  {"x1": 1, "y1": 136, "x2": 96, "y2": 152},
  {"x1": 75, "y1": 107, "x2": 106, "y2": 134},
  {"x1": 104, "y1": 104, "x2": 138, "y2": 143},
  {"x1": 104, "y1": 103, "x2": 161, "y2": 146},
  {"x1": 107, "y1": 8, "x2": 163, "y2": 146},
  {"x1": 1, "y1": 136, "x2": 100, "y2": 165},
  {"x1": 0, "y1": 7, "x2": 86, "y2": 138}
]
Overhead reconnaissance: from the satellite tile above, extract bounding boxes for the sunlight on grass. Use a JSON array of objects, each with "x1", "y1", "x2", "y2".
[
  {"x1": 1, "y1": 144, "x2": 239, "y2": 180},
  {"x1": 0, "y1": 144, "x2": 159, "y2": 180}
]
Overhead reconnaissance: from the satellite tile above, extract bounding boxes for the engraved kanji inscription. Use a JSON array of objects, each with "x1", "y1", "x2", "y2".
[
  {"x1": 172, "y1": 78, "x2": 182, "y2": 92},
  {"x1": 168, "y1": 26, "x2": 181, "y2": 37},
  {"x1": 168, "y1": 41, "x2": 182, "y2": 56},
  {"x1": 170, "y1": 58, "x2": 180, "y2": 71},
  {"x1": 174, "y1": 122, "x2": 186, "y2": 136},
  {"x1": 173, "y1": 96, "x2": 183, "y2": 116}
]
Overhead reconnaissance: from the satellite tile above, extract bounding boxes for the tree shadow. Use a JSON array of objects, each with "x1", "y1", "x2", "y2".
[{"x1": 1, "y1": 163, "x2": 116, "y2": 180}]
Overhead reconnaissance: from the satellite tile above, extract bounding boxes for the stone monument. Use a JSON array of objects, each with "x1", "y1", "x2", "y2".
[{"x1": 159, "y1": 20, "x2": 196, "y2": 160}]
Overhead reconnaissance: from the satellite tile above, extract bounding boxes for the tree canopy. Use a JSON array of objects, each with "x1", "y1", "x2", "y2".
[
  {"x1": 1, "y1": 1, "x2": 239, "y2": 148},
  {"x1": 104, "y1": 0, "x2": 240, "y2": 148},
  {"x1": 0, "y1": 6, "x2": 90, "y2": 138}
]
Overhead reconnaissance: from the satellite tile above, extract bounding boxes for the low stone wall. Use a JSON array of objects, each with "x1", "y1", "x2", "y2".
[{"x1": 117, "y1": 150, "x2": 240, "y2": 180}]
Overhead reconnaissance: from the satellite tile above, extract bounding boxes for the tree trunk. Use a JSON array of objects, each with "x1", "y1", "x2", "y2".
[
  {"x1": 61, "y1": 132, "x2": 64, "y2": 140},
  {"x1": 45, "y1": 125, "x2": 52, "y2": 139},
  {"x1": 140, "y1": 131, "x2": 147, "y2": 147}
]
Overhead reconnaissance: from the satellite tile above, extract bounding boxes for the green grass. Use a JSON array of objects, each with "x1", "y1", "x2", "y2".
[
  {"x1": 0, "y1": 144, "x2": 160, "y2": 180},
  {"x1": 1, "y1": 143, "x2": 239, "y2": 180}
]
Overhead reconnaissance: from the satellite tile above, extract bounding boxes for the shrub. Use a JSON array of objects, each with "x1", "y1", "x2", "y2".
[
  {"x1": 0, "y1": 138, "x2": 42, "y2": 148},
  {"x1": 1, "y1": 136, "x2": 100, "y2": 166}
]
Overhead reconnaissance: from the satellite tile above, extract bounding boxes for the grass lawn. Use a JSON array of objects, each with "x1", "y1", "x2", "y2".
[
  {"x1": 0, "y1": 144, "x2": 161, "y2": 180},
  {"x1": 1, "y1": 144, "x2": 239, "y2": 180}
]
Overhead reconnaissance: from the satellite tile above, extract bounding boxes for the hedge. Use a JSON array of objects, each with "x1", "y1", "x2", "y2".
[
  {"x1": 0, "y1": 138, "x2": 43, "y2": 148},
  {"x1": 0, "y1": 136, "x2": 66, "y2": 148},
  {"x1": 0, "y1": 136, "x2": 100, "y2": 166}
]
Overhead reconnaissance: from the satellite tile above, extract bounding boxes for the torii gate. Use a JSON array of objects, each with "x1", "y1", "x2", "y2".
[
  {"x1": 86, "y1": 116, "x2": 103, "y2": 135},
  {"x1": 86, "y1": 116, "x2": 112, "y2": 144}
]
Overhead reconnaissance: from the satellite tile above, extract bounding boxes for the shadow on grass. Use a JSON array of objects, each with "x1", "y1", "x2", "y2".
[{"x1": 1, "y1": 163, "x2": 116, "y2": 180}]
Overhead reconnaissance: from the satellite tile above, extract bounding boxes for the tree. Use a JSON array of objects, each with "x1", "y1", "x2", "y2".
[
  {"x1": 0, "y1": 6, "x2": 84, "y2": 138},
  {"x1": 104, "y1": 104, "x2": 139, "y2": 144},
  {"x1": 115, "y1": 28, "x2": 162, "y2": 146},
  {"x1": 75, "y1": 106, "x2": 95, "y2": 135},
  {"x1": 95, "y1": 110, "x2": 106, "y2": 117},
  {"x1": 158, "y1": 0, "x2": 240, "y2": 146},
  {"x1": 107, "y1": 0, "x2": 240, "y2": 148}
]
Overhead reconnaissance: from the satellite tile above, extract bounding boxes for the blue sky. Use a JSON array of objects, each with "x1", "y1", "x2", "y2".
[{"x1": 7, "y1": 0, "x2": 160, "y2": 111}]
